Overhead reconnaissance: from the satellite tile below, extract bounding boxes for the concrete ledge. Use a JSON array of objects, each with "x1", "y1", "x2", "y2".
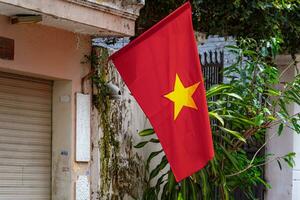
[{"x1": 0, "y1": 0, "x2": 144, "y2": 36}]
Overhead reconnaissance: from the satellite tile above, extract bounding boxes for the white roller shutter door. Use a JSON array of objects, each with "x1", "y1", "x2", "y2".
[{"x1": 0, "y1": 72, "x2": 52, "y2": 200}]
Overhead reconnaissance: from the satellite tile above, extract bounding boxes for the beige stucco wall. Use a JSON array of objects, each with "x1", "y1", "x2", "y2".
[
  {"x1": 0, "y1": 14, "x2": 91, "y2": 200},
  {"x1": 0, "y1": 15, "x2": 90, "y2": 80}
]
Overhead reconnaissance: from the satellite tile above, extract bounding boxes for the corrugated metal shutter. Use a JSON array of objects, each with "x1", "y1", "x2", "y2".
[{"x1": 0, "y1": 72, "x2": 52, "y2": 200}]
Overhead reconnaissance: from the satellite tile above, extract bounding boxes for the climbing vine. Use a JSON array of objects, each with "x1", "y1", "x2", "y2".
[{"x1": 90, "y1": 46, "x2": 146, "y2": 199}]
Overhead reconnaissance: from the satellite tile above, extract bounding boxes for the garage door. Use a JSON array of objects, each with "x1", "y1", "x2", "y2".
[{"x1": 0, "y1": 72, "x2": 52, "y2": 200}]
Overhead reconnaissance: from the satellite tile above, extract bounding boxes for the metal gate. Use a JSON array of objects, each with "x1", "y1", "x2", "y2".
[
  {"x1": 200, "y1": 50, "x2": 224, "y2": 89},
  {"x1": 0, "y1": 72, "x2": 52, "y2": 200}
]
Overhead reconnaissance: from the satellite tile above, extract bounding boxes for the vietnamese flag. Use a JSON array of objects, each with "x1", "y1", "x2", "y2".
[{"x1": 110, "y1": 2, "x2": 214, "y2": 181}]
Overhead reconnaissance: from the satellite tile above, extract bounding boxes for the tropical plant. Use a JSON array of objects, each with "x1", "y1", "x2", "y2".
[
  {"x1": 136, "y1": 0, "x2": 300, "y2": 54},
  {"x1": 135, "y1": 38, "x2": 300, "y2": 200}
]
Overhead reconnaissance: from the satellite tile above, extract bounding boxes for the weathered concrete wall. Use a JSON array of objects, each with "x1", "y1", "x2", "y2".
[
  {"x1": 85, "y1": 0, "x2": 145, "y2": 16},
  {"x1": 0, "y1": 0, "x2": 144, "y2": 36},
  {"x1": 91, "y1": 46, "x2": 149, "y2": 200}
]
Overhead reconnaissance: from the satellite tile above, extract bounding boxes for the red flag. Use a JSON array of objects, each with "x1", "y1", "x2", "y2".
[{"x1": 110, "y1": 2, "x2": 214, "y2": 181}]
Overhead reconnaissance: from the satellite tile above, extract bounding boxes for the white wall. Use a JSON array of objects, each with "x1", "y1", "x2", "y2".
[{"x1": 265, "y1": 55, "x2": 300, "y2": 200}]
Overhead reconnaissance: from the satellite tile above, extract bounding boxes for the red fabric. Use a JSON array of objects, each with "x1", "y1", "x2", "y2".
[{"x1": 110, "y1": 2, "x2": 214, "y2": 182}]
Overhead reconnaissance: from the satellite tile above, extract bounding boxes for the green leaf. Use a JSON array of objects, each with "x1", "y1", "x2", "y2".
[
  {"x1": 266, "y1": 89, "x2": 281, "y2": 96},
  {"x1": 181, "y1": 179, "x2": 188, "y2": 200},
  {"x1": 238, "y1": 118, "x2": 257, "y2": 126},
  {"x1": 134, "y1": 138, "x2": 160, "y2": 148},
  {"x1": 177, "y1": 192, "x2": 183, "y2": 200},
  {"x1": 276, "y1": 111, "x2": 287, "y2": 123},
  {"x1": 143, "y1": 187, "x2": 158, "y2": 200},
  {"x1": 199, "y1": 170, "x2": 209, "y2": 200},
  {"x1": 278, "y1": 123, "x2": 284, "y2": 135},
  {"x1": 219, "y1": 145, "x2": 240, "y2": 171},
  {"x1": 226, "y1": 45, "x2": 240, "y2": 51},
  {"x1": 189, "y1": 178, "x2": 198, "y2": 200},
  {"x1": 243, "y1": 49, "x2": 258, "y2": 56},
  {"x1": 222, "y1": 184, "x2": 230, "y2": 200},
  {"x1": 210, "y1": 158, "x2": 218, "y2": 177},
  {"x1": 221, "y1": 115, "x2": 256, "y2": 126},
  {"x1": 283, "y1": 152, "x2": 296, "y2": 168},
  {"x1": 146, "y1": 150, "x2": 163, "y2": 170},
  {"x1": 161, "y1": 182, "x2": 168, "y2": 199},
  {"x1": 206, "y1": 85, "x2": 231, "y2": 99},
  {"x1": 284, "y1": 158, "x2": 295, "y2": 168},
  {"x1": 277, "y1": 160, "x2": 282, "y2": 170},
  {"x1": 224, "y1": 93, "x2": 243, "y2": 100},
  {"x1": 209, "y1": 112, "x2": 224, "y2": 126},
  {"x1": 139, "y1": 128, "x2": 155, "y2": 137},
  {"x1": 168, "y1": 172, "x2": 176, "y2": 195},
  {"x1": 263, "y1": 108, "x2": 271, "y2": 115},
  {"x1": 155, "y1": 172, "x2": 168, "y2": 194},
  {"x1": 149, "y1": 138, "x2": 160, "y2": 143},
  {"x1": 149, "y1": 156, "x2": 168, "y2": 180},
  {"x1": 291, "y1": 118, "x2": 300, "y2": 134},
  {"x1": 256, "y1": 176, "x2": 272, "y2": 189},
  {"x1": 287, "y1": 152, "x2": 296, "y2": 157},
  {"x1": 254, "y1": 113, "x2": 264, "y2": 126},
  {"x1": 219, "y1": 127, "x2": 246, "y2": 142},
  {"x1": 134, "y1": 141, "x2": 148, "y2": 148},
  {"x1": 279, "y1": 99, "x2": 289, "y2": 116}
]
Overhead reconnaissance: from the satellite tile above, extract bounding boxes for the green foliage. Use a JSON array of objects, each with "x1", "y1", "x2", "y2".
[
  {"x1": 137, "y1": 38, "x2": 300, "y2": 200},
  {"x1": 194, "y1": 0, "x2": 300, "y2": 54},
  {"x1": 135, "y1": 0, "x2": 186, "y2": 36},
  {"x1": 136, "y1": 0, "x2": 300, "y2": 54}
]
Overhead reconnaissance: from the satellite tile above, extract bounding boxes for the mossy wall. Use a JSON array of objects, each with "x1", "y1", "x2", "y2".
[{"x1": 90, "y1": 46, "x2": 148, "y2": 200}]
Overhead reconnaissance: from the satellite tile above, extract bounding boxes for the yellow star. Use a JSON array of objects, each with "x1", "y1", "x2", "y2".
[{"x1": 164, "y1": 74, "x2": 200, "y2": 120}]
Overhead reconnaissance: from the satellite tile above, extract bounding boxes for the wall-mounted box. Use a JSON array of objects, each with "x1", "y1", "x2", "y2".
[
  {"x1": 0, "y1": 37, "x2": 14, "y2": 60},
  {"x1": 76, "y1": 93, "x2": 91, "y2": 162}
]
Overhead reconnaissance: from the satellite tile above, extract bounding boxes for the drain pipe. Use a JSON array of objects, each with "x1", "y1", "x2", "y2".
[{"x1": 81, "y1": 68, "x2": 95, "y2": 94}]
